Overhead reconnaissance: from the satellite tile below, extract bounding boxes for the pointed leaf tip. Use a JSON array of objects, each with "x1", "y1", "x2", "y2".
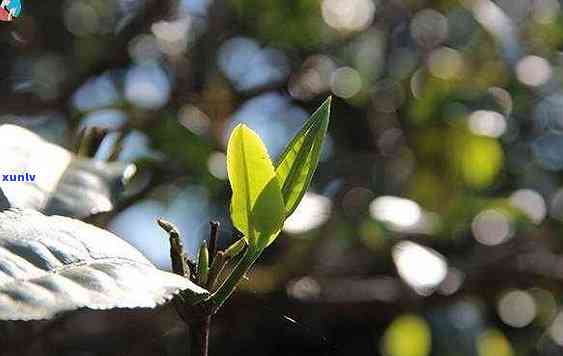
[{"x1": 275, "y1": 97, "x2": 331, "y2": 217}]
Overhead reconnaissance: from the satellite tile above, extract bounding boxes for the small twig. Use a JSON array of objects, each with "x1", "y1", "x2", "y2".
[
  {"x1": 208, "y1": 221, "x2": 220, "y2": 265},
  {"x1": 76, "y1": 127, "x2": 106, "y2": 157},
  {"x1": 203, "y1": 238, "x2": 247, "y2": 292},
  {"x1": 157, "y1": 218, "x2": 188, "y2": 278},
  {"x1": 107, "y1": 131, "x2": 127, "y2": 161},
  {"x1": 185, "y1": 257, "x2": 198, "y2": 281},
  {"x1": 190, "y1": 223, "x2": 220, "y2": 356}
]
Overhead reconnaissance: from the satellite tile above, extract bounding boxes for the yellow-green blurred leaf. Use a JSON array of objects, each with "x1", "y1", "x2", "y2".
[
  {"x1": 460, "y1": 137, "x2": 503, "y2": 188},
  {"x1": 477, "y1": 329, "x2": 514, "y2": 356},
  {"x1": 449, "y1": 130, "x2": 504, "y2": 189},
  {"x1": 382, "y1": 314, "x2": 431, "y2": 356}
]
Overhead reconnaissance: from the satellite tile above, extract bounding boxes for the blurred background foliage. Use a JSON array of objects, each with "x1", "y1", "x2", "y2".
[{"x1": 5, "y1": 0, "x2": 563, "y2": 355}]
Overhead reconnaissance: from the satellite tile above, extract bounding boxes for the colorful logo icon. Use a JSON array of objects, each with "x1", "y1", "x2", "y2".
[{"x1": 0, "y1": 0, "x2": 22, "y2": 22}]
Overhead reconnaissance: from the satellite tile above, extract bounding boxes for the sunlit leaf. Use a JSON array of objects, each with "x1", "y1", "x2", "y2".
[
  {"x1": 227, "y1": 124, "x2": 285, "y2": 250},
  {"x1": 275, "y1": 97, "x2": 331, "y2": 216},
  {"x1": 0, "y1": 125, "x2": 135, "y2": 218},
  {"x1": 0, "y1": 209, "x2": 209, "y2": 321}
]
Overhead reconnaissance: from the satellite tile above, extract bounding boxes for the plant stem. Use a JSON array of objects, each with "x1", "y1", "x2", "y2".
[
  {"x1": 208, "y1": 221, "x2": 220, "y2": 264},
  {"x1": 209, "y1": 248, "x2": 260, "y2": 312},
  {"x1": 189, "y1": 316, "x2": 211, "y2": 356},
  {"x1": 157, "y1": 218, "x2": 188, "y2": 277}
]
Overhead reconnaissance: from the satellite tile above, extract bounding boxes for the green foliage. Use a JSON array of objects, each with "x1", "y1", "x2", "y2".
[
  {"x1": 226, "y1": 99, "x2": 331, "y2": 251},
  {"x1": 229, "y1": 0, "x2": 324, "y2": 48},
  {"x1": 153, "y1": 117, "x2": 213, "y2": 178},
  {"x1": 226, "y1": 124, "x2": 286, "y2": 250},
  {"x1": 0, "y1": 209, "x2": 209, "y2": 321},
  {"x1": 276, "y1": 97, "x2": 331, "y2": 216},
  {"x1": 15, "y1": 0, "x2": 563, "y2": 352}
]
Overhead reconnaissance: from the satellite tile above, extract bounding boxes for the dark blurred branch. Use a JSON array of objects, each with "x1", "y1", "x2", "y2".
[
  {"x1": 0, "y1": 0, "x2": 176, "y2": 117},
  {"x1": 189, "y1": 317, "x2": 210, "y2": 356}
]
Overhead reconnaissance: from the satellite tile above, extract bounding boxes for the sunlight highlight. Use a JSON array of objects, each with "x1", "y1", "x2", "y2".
[
  {"x1": 468, "y1": 110, "x2": 507, "y2": 138},
  {"x1": 497, "y1": 289, "x2": 536, "y2": 328},
  {"x1": 510, "y1": 189, "x2": 546, "y2": 223},
  {"x1": 370, "y1": 196, "x2": 422, "y2": 229},
  {"x1": 516, "y1": 56, "x2": 552, "y2": 87},
  {"x1": 283, "y1": 192, "x2": 332, "y2": 234},
  {"x1": 471, "y1": 209, "x2": 512, "y2": 246},
  {"x1": 392, "y1": 241, "x2": 447, "y2": 296},
  {"x1": 321, "y1": 0, "x2": 375, "y2": 32}
]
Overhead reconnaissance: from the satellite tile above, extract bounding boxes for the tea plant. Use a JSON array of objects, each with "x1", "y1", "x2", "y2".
[
  {"x1": 0, "y1": 97, "x2": 331, "y2": 356},
  {"x1": 165, "y1": 96, "x2": 331, "y2": 356}
]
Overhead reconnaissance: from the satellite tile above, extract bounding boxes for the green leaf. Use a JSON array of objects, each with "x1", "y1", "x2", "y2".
[
  {"x1": 227, "y1": 124, "x2": 285, "y2": 250},
  {"x1": 0, "y1": 209, "x2": 209, "y2": 321},
  {"x1": 0, "y1": 124, "x2": 135, "y2": 218},
  {"x1": 275, "y1": 97, "x2": 331, "y2": 216}
]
